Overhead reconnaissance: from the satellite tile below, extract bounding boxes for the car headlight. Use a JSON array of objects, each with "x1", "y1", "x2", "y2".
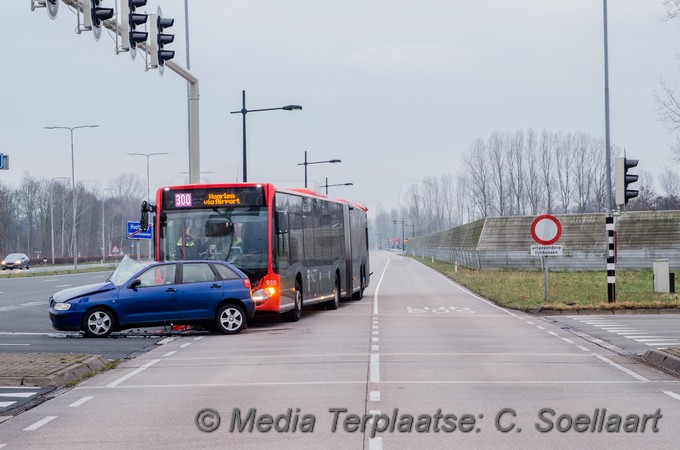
[
  {"x1": 252, "y1": 287, "x2": 276, "y2": 303},
  {"x1": 53, "y1": 303, "x2": 72, "y2": 311}
]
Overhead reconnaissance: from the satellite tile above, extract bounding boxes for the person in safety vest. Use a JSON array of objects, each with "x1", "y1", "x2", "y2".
[{"x1": 177, "y1": 225, "x2": 200, "y2": 259}]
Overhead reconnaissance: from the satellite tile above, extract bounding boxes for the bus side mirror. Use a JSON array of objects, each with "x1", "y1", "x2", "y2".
[{"x1": 140, "y1": 201, "x2": 156, "y2": 231}]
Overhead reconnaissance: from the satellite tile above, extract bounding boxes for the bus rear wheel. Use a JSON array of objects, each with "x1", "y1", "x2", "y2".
[{"x1": 326, "y1": 275, "x2": 340, "y2": 310}]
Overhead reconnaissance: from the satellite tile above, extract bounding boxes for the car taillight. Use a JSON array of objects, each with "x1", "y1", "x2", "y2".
[{"x1": 243, "y1": 279, "x2": 251, "y2": 289}]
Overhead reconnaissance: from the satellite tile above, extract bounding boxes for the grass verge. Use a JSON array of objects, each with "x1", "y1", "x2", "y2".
[{"x1": 408, "y1": 255, "x2": 680, "y2": 312}]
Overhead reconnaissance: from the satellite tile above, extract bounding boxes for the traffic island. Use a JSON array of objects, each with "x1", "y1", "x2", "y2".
[
  {"x1": 642, "y1": 347, "x2": 680, "y2": 376},
  {"x1": 0, "y1": 352, "x2": 109, "y2": 387}
]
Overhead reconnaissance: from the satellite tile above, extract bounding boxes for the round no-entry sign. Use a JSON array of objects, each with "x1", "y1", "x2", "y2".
[{"x1": 531, "y1": 214, "x2": 562, "y2": 245}]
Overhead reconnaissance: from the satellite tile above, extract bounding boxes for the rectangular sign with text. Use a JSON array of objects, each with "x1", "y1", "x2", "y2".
[{"x1": 530, "y1": 245, "x2": 562, "y2": 256}]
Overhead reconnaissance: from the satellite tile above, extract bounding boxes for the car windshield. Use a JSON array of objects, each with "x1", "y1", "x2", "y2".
[
  {"x1": 4, "y1": 254, "x2": 24, "y2": 260},
  {"x1": 108, "y1": 255, "x2": 148, "y2": 287}
]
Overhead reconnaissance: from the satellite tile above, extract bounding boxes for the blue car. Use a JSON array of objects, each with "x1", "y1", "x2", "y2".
[{"x1": 49, "y1": 256, "x2": 255, "y2": 337}]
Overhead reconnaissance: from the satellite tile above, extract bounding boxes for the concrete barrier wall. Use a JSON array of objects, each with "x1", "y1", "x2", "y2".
[{"x1": 407, "y1": 211, "x2": 680, "y2": 271}]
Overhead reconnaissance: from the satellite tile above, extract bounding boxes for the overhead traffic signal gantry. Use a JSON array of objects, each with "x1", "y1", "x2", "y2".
[
  {"x1": 87, "y1": 0, "x2": 114, "y2": 40},
  {"x1": 149, "y1": 9, "x2": 175, "y2": 73},
  {"x1": 615, "y1": 156, "x2": 639, "y2": 206},
  {"x1": 120, "y1": 0, "x2": 148, "y2": 55}
]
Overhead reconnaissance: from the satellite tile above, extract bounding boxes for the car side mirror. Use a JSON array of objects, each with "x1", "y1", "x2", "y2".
[{"x1": 128, "y1": 279, "x2": 142, "y2": 289}]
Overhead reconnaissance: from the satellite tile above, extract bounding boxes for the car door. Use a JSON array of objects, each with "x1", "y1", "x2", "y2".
[
  {"x1": 178, "y1": 262, "x2": 223, "y2": 319},
  {"x1": 117, "y1": 263, "x2": 181, "y2": 324}
]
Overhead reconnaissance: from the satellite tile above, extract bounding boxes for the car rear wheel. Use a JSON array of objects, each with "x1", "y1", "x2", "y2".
[
  {"x1": 215, "y1": 304, "x2": 246, "y2": 334},
  {"x1": 82, "y1": 308, "x2": 114, "y2": 338}
]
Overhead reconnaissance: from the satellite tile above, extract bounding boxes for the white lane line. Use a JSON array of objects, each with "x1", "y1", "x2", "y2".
[
  {"x1": 107, "y1": 359, "x2": 160, "y2": 388},
  {"x1": 431, "y1": 270, "x2": 518, "y2": 317},
  {"x1": 577, "y1": 346, "x2": 590, "y2": 352},
  {"x1": 535, "y1": 326, "x2": 545, "y2": 330},
  {"x1": 163, "y1": 351, "x2": 177, "y2": 357},
  {"x1": 633, "y1": 338, "x2": 673, "y2": 342},
  {"x1": 54, "y1": 285, "x2": 72, "y2": 288},
  {"x1": 194, "y1": 336, "x2": 205, "y2": 341},
  {"x1": 663, "y1": 391, "x2": 680, "y2": 402},
  {"x1": 370, "y1": 354, "x2": 380, "y2": 383},
  {"x1": 371, "y1": 345, "x2": 379, "y2": 352},
  {"x1": 372, "y1": 337, "x2": 379, "y2": 343},
  {"x1": 593, "y1": 354, "x2": 649, "y2": 382},
  {"x1": 23, "y1": 416, "x2": 57, "y2": 431},
  {"x1": 69, "y1": 396, "x2": 94, "y2": 407},
  {"x1": 369, "y1": 391, "x2": 381, "y2": 401},
  {"x1": 548, "y1": 331, "x2": 560, "y2": 337},
  {"x1": 646, "y1": 343, "x2": 680, "y2": 348},
  {"x1": 373, "y1": 258, "x2": 390, "y2": 316},
  {"x1": 561, "y1": 338, "x2": 575, "y2": 344},
  {"x1": 180, "y1": 343, "x2": 192, "y2": 348}
]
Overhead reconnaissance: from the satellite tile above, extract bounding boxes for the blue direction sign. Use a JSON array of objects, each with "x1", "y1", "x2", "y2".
[{"x1": 127, "y1": 221, "x2": 153, "y2": 240}]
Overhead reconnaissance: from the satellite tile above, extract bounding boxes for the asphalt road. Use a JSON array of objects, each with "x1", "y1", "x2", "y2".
[
  {"x1": 1, "y1": 250, "x2": 679, "y2": 449},
  {"x1": 0, "y1": 270, "x2": 161, "y2": 360}
]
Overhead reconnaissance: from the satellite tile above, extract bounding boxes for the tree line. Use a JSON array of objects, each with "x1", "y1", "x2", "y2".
[
  {"x1": 370, "y1": 129, "x2": 680, "y2": 248},
  {"x1": 0, "y1": 173, "x2": 147, "y2": 263}
]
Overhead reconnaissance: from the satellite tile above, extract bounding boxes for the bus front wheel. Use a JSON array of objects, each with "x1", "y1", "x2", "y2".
[{"x1": 283, "y1": 281, "x2": 302, "y2": 322}]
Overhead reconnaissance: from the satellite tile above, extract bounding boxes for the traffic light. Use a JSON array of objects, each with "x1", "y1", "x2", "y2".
[
  {"x1": 150, "y1": 12, "x2": 175, "y2": 69},
  {"x1": 88, "y1": 0, "x2": 114, "y2": 40},
  {"x1": 121, "y1": 0, "x2": 148, "y2": 53},
  {"x1": 615, "y1": 156, "x2": 639, "y2": 205}
]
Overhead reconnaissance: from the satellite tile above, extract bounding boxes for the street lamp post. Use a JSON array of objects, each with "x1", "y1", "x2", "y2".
[
  {"x1": 101, "y1": 188, "x2": 115, "y2": 264},
  {"x1": 50, "y1": 177, "x2": 69, "y2": 265},
  {"x1": 393, "y1": 219, "x2": 408, "y2": 251},
  {"x1": 297, "y1": 151, "x2": 341, "y2": 188},
  {"x1": 321, "y1": 177, "x2": 353, "y2": 195},
  {"x1": 45, "y1": 125, "x2": 99, "y2": 270},
  {"x1": 230, "y1": 90, "x2": 302, "y2": 182},
  {"x1": 128, "y1": 152, "x2": 168, "y2": 260}
]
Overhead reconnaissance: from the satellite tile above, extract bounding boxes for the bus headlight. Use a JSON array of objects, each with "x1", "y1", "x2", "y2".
[{"x1": 252, "y1": 286, "x2": 276, "y2": 304}]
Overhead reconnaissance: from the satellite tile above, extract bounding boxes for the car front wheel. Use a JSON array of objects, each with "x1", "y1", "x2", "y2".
[
  {"x1": 82, "y1": 308, "x2": 115, "y2": 338},
  {"x1": 215, "y1": 304, "x2": 246, "y2": 334}
]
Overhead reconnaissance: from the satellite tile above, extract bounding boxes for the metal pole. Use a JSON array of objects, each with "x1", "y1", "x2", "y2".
[
  {"x1": 603, "y1": 0, "x2": 612, "y2": 215},
  {"x1": 101, "y1": 196, "x2": 105, "y2": 264},
  {"x1": 242, "y1": 90, "x2": 248, "y2": 182},
  {"x1": 70, "y1": 128, "x2": 78, "y2": 271},
  {"x1": 304, "y1": 151, "x2": 308, "y2": 188},
  {"x1": 50, "y1": 188, "x2": 55, "y2": 265},
  {"x1": 325, "y1": 177, "x2": 328, "y2": 195}
]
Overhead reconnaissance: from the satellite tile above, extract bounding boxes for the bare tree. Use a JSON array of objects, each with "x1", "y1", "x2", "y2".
[
  {"x1": 539, "y1": 130, "x2": 557, "y2": 213},
  {"x1": 572, "y1": 132, "x2": 596, "y2": 213},
  {"x1": 488, "y1": 132, "x2": 507, "y2": 216},
  {"x1": 525, "y1": 129, "x2": 542, "y2": 215},
  {"x1": 506, "y1": 130, "x2": 526, "y2": 215},
  {"x1": 658, "y1": 169, "x2": 680, "y2": 197},
  {"x1": 555, "y1": 133, "x2": 575, "y2": 213},
  {"x1": 464, "y1": 138, "x2": 490, "y2": 217}
]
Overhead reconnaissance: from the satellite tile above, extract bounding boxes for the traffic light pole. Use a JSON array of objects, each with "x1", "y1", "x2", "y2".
[{"x1": 60, "y1": 0, "x2": 201, "y2": 184}]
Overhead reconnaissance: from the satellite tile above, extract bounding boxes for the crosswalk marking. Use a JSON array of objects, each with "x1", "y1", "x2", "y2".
[{"x1": 568, "y1": 317, "x2": 680, "y2": 349}]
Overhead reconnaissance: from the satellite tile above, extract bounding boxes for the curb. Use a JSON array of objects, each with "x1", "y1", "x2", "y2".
[
  {"x1": 642, "y1": 347, "x2": 680, "y2": 375},
  {"x1": 0, "y1": 355, "x2": 109, "y2": 387},
  {"x1": 533, "y1": 308, "x2": 680, "y2": 316}
]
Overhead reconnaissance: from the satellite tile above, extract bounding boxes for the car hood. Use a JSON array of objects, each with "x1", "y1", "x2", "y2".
[{"x1": 52, "y1": 282, "x2": 116, "y2": 303}]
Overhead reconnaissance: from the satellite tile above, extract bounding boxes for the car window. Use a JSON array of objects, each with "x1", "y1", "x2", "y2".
[
  {"x1": 182, "y1": 263, "x2": 217, "y2": 284},
  {"x1": 136, "y1": 264, "x2": 176, "y2": 287},
  {"x1": 213, "y1": 264, "x2": 242, "y2": 281}
]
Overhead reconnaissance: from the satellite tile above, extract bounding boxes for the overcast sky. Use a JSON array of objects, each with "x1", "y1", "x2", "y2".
[{"x1": 1, "y1": 1, "x2": 679, "y2": 217}]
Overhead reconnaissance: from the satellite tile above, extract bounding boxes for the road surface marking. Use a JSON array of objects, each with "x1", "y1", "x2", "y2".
[
  {"x1": 69, "y1": 396, "x2": 93, "y2": 407},
  {"x1": 593, "y1": 354, "x2": 649, "y2": 382},
  {"x1": 663, "y1": 391, "x2": 680, "y2": 402},
  {"x1": 370, "y1": 354, "x2": 380, "y2": 383},
  {"x1": 107, "y1": 359, "x2": 160, "y2": 388},
  {"x1": 24, "y1": 416, "x2": 57, "y2": 431}
]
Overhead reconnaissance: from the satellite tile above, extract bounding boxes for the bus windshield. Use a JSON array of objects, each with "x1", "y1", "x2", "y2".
[{"x1": 159, "y1": 207, "x2": 269, "y2": 277}]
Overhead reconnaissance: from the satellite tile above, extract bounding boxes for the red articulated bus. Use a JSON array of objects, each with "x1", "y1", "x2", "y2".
[{"x1": 141, "y1": 183, "x2": 370, "y2": 321}]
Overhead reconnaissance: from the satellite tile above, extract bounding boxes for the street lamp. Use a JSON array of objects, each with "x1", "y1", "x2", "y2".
[
  {"x1": 230, "y1": 90, "x2": 302, "y2": 182},
  {"x1": 393, "y1": 219, "x2": 409, "y2": 251},
  {"x1": 128, "y1": 152, "x2": 168, "y2": 260},
  {"x1": 321, "y1": 177, "x2": 353, "y2": 195},
  {"x1": 297, "y1": 151, "x2": 341, "y2": 188},
  {"x1": 45, "y1": 125, "x2": 99, "y2": 270},
  {"x1": 128, "y1": 152, "x2": 169, "y2": 202},
  {"x1": 50, "y1": 177, "x2": 69, "y2": 265}
]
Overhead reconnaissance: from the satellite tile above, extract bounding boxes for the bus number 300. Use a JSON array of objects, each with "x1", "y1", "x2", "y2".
[{"x1": 175, "y1": 193, "x2": 193, "y2": 207}]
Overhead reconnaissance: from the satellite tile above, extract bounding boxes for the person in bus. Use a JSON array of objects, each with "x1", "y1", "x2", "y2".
[{"x1": 177, "y1": 225, "x2": 200, "y2": 259}]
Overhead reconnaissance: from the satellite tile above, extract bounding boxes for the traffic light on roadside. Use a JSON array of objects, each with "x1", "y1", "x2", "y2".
[
  {"x1": 150, "y1": 13, "x2": 175, "y2": 69},
  {"x1": 121, "y1": 0, "x2": 148, "y2": 52},
  {"x1": 615, "y1": 156, "x2": 639, "y2": 205},
  {"x1": 88, "y1": 0, "x2": 114, "y2": 40}
]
